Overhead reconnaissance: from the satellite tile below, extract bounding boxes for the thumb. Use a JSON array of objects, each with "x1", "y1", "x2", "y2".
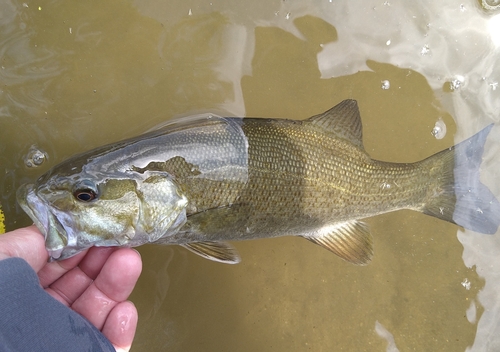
[{"x1": 0, "y1": 225, "x2": 49, "y2": 272}]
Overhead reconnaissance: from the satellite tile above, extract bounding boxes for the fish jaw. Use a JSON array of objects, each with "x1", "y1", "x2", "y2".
[
  {"x1": 17, "y1": 183, "x2": 45, "y2": 235},
  {"x1": 16, "y1": 183, "x2": 81, "y2": 260}
]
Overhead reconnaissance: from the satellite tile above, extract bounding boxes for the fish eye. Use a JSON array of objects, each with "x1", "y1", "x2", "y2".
[
  {"x1": 74, "y1": 189, "x2": 97, "y2": 202},
  {"x1": 73, "y1": 180, "x2": 98, "y2": 202}
]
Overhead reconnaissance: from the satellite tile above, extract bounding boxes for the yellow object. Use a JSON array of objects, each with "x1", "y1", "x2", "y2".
[{"x1": 0, "y1": 205, "x2": 5, "y2": 234}]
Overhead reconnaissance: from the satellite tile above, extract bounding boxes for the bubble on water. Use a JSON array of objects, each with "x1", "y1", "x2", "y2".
[
  {"x1": 431, "y1": 118, "x2": 447, "y2": 139},
  {"x1": 386, "y1": 39, "x2": 391, "y2": 45},
  {"x1": 188, "y1": 8, "x2": 192, "y2": 16},
  {"x1": 489, "y1": 82, "x2": 498, "y2": 90},
  {"x1": 449, "y1": 75, "x2": 465, "y2": 91},
  {"x1": 460, "y1": 4, "x2": 466, "y2": 12},
  {"x1": 461, "y1": 278, "x2": 471, "y2": 290},
  {"x1": 24, "y1": 145, "x2": 47, "y2": 168},
  {"x1": 381, "y1": 80, "x2": 390, "y2": 90},
  {"x1": 482, "y1": 0, "x2": 500, "y2": 10},
  {"x1": 285, "y1": 12, "x2": 291, "y2": 20},
  {"x1": 450, "y1": 80, "x2": 461, "y2": 90},
  {"x1": 420, "y1": 44, "x2": 431, "y2": 56}
]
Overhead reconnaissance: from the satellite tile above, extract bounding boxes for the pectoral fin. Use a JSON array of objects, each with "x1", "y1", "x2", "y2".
[
  {"x1": 181, "y1": 241, "x2": 241, "y2": 264},
  {"x1": 302, "y1": 221, "x2": 373, "y2": 265}
]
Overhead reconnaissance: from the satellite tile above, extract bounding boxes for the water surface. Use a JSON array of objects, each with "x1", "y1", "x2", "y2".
[{"x1": 1, "y1": 0, "x2": 499, "y2": 351}]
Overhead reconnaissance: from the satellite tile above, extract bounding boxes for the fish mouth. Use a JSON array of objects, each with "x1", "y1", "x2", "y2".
[
  {"x1": 17, "y1": 184, "x2": 47, "y2": 235},
  {"x1": 17, "y1": 183, "x2": 69, "y2": 260}
]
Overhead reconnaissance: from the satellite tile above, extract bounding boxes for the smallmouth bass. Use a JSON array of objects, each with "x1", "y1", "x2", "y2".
[{"x1": 17, "y1": 100, "x2": 500, "y2": 264}]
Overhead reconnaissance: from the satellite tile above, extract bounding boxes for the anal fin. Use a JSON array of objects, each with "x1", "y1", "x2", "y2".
[
  {"x1": 302, "y1": 220, "x2": 373, "y2": 265},
  {"x1": 181, "y1": 241, "x2": 241, "y2": 264}
]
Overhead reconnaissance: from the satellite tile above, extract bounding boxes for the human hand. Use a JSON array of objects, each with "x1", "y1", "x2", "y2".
[{"x1": 0, "y1": 225, "x2": 142, "y2": 352}]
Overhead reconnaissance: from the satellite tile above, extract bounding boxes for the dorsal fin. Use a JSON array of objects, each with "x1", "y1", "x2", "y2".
[{"x1": 307, "y1": 99, "x2": 364, "y2": 149}]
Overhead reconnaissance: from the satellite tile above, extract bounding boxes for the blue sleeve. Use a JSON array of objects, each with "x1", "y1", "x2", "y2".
[{"x1": 0, "y1": 257, "x2": 115, "y2": 352}]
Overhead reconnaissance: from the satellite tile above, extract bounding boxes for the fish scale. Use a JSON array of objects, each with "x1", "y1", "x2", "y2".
[{"x1": 238, "y1": 119, "x2": 421, "y2": 221}]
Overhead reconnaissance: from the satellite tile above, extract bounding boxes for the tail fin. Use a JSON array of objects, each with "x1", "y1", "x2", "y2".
[{"x1": 422, "y1": 124, "x2": 500, "y2": 234}]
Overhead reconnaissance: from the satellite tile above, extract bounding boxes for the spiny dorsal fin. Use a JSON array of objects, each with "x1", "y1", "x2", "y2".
[
  {"x1": 302, "y1": 220, "x2": 373, "y2": 265},
  {"x1": 181, "y1": 241, "x2": 241, "y2": 264},
  {"x1": 307, "y1": 99, "x2": 364, "y2": 149}
]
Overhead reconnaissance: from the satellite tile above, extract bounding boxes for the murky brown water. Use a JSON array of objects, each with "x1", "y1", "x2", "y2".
[{"x1": 2, "y1": 0, "x2": 500, "y2": 351}]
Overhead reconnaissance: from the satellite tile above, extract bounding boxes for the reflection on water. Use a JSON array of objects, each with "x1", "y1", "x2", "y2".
[{"x1": 1, "y1": 0, "x2": 499, "y2": 351}]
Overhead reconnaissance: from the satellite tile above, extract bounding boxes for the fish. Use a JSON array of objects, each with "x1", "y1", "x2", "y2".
[{"x1": 17, "y1": 100, "x2": 500, "y2": 265}]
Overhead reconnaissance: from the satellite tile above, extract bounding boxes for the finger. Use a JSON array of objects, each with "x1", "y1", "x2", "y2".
[
  {"x1": 39, "y1": 246, "x2": 116, "y2": 289},
  {"x1": 0, "y1": 225, "x2": 48, "y2": 271},
  {"x1": 78, "y1": 247, "x2": 118, "y2": 279},
  {"x1": 72, "y1": 248, "x2": 142, "y2": 330},
  {"x1": 44, "y1": 247, "x2": 117, "y2": 306},
  {"x1": 45, "y1": 266, "x2": 93, "y2": 306},
  {"x1": 101, "y1": 301, "x2": 138, "y2": 352},
  {"x1": 38, "y1": 250, "x2": 88, "y2": 288},
  {"x1": 93, "y1": 248, "x2": 142, "y2": 302}
]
